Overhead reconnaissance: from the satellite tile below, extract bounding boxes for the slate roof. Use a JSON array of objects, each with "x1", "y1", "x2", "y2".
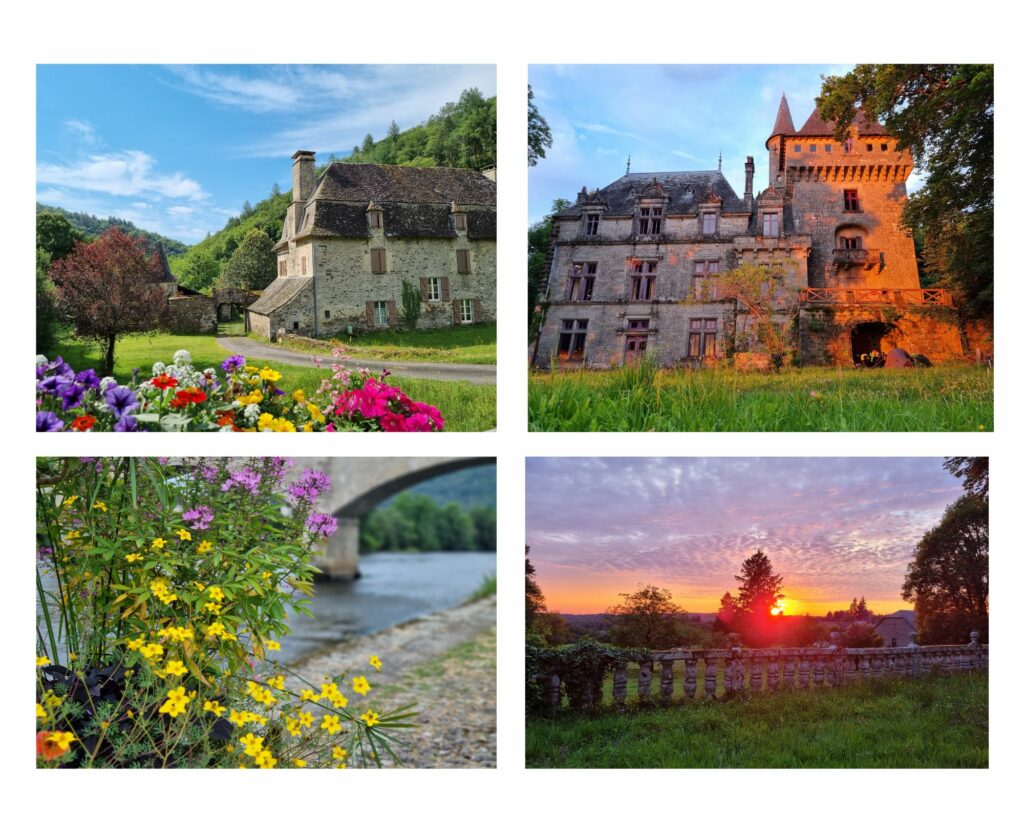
[
  {"x1": 247, "y1": 276, "x2": 311, "y2": 316},
  {"x1": 467, "y1": 209, "x2": 497, "y2": 240},
  {"x1": 769, "y1": 94, "x2": 796, "y2": 141},
  {"x1": 797, "y1": 106, "x2": 888, "y2": 137},
  {"x1": 381, "y1": 203, "x2": 454, "y2": 239},
  {"x1": 153, "y1": 243, "x2": 176, "y2": 284},
  {"x1": 312, "y1": 163, "x2": 496, "y2": 206},
  {"x1": 303, "y1": 202, "x2": 370, "y2": 239},
  {"x1": 558, "y1": 170, "x2": 747, "y2": 217}
]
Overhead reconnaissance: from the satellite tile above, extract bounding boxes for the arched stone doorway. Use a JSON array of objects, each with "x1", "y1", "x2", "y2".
[{"x1": 850, "y1": 321, "x2": 891, "y2": 364}]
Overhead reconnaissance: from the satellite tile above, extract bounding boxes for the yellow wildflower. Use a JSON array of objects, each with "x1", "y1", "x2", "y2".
[
  {"x1": 203, "y1": 700, "x2": 226, "y2": 717},
  {"x1": 360, "y1": 710, "x2": 380, "y2": 727},
  {"x1": 369, "y1": 655, "x2": 382, "y2": 672},
  {"x1": 36, "y1": 655, "x2": 51, "y2": 667},
  {"x1": 92, "y1": 501, "x2": 107, "y2": 512},
  {"x1": 126, "y1": 637, "x2": 145, "y2": 651},
  {"x1": 298, "y1": 711, "x2": 314, "y2": 729},
  {"x1": 139, "y1": 643, "x2": 164, "y2": 660},
  {"x1": 265, "y1": 640, "x2": 281, "y2": 652},
  {"x1": 293, "y1": 759, "x2": 307, "y2": 768},
  {"x1": 300, "y1": 689, "x2": 316, "y2": 702},
  {"x1": 197, "y1": 540, "x2": 212, "y2": 554},
  {"x1": 292, "y1": 389, "x2": 306, "y2": 403},
  {"x1": 47, "y1": 731, "x2": 77, "y2": 751},
  {"x1": 204, "y1": 602, "x2": 222, "y2": 615},
  {"x1": 332, "y1": 746, "x2": 348, "y2": 762},
  {"x1": 240, "y1": 732, "x2": 264, "y2": 758},
  {"x1": 321, "y1": 714, "x2": 342, "y2": 735},
  {"x1": 237, "y1": 389, "x2": 264, "y2": 406},
  {"x1": 62, "y1": 495, "x2": 78, "y2": 507},
  {"x1": 64, "y1": 530, "x2": 81, "y2": 541},
  {"x1": 205, "y1": 622, "x2": 226, "y2": 638},
  {"x1": 255, "y1": 750, "x2": 277, "y2": 769},
  {"x1": 307, "y1": 403, "x2": 325, "y2": 423},
  {"x1": 352, "y1": 676, "x2": 371, "y2": 696},
  {"x1": 266, "y1": 674, "x2": 286, "y2": 689},
  {"x1": 259, "y1": 367, "x2": 282, "y2": 382},
  {"x1": 36, "y1": 703, "x2": 48, "y2": 720},
  {"x1": 158, "y1": 686, "x2": 189, "y2": 718},
  {"x1": 151, "y1": 537, "x2": 166, "y2": 550},
  {"x1": 176, "y1": 528, "x2": 191, "y2": 541},
  {"x1": 125, "y1": 553, "x2": 143, "y2": 563},
  {"x1": 207, "y1": 586, "x2": 225, "y2": 603},
  {"x1": 285, "y1": 717, "x2": 301, "y2": 737},
  {"x1": 163, "y1": 660, "x2": 188, "y2": 677}
]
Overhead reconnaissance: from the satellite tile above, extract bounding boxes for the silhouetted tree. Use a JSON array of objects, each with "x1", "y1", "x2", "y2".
[{"x1": 606, "y1": 584, "x2": 685, "y2": 649}]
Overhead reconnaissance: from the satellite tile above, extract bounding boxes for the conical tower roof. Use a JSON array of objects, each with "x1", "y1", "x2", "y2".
[{"x1": 768, "y1": 94, "x2": 796, "y2": 143}]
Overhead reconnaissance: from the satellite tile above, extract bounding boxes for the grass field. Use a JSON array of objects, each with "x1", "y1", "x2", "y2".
[
  {"x1": 529, "y1": 360, "x2": 993, "y2": 432},
  {"x1": 526, "y1": 673, "x2": 988, "y2": 768},
  {"x1": 51, "y1": 331, "x2": 496, "y2": 431},
  {"x1": 269, "y1": 323, "x2": 497, "y2": 365}
]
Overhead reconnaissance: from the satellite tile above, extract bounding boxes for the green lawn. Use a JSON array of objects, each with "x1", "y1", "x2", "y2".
[
  {"x1": 51, "y1": 331, "x2": 496, "y2": 431},
  {"x1": 268, "y1": 323, "x2": 497, "y2": 365},
  {"x1": 526, "y1": 673, "x2": 988, "y2": 768},
  {"x1": 529, "y1": 361, "x2": 993, "y2": 432}
]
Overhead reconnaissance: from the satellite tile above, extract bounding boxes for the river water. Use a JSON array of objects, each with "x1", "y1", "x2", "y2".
[{"x1": 37, "y1": 551, "x2": 496, "y2": 666}]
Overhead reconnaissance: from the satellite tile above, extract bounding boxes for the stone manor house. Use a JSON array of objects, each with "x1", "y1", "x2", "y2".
[
  {"x1": 247, "y1": 152, "x2": 496, "y2": 339},
  {"x1": 534, "y1": 96, "x2": 975, "y2": 369}
]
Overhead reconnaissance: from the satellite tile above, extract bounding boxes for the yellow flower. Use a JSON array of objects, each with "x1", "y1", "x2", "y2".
[
  {"x1": 48, "y1": 731, "x2": 77, "y2": 751},
  {"x1": 237, "y1": 389, "x2": 264, "y2": 406},
  {"x1": 151, "y1": 537, "x2": 166, "y2": 550},
  {"x1": 36, "y1": 655, "x2": 50, "y2": 667},
  {"x1": 332, "y1": 746, "x2": 348, "y2": 762},
  {"x1": 176, "y1": 528, "x2": 191, "y2": 541},
  {"x1": 228, "y1": 709, "x2": 249, "y2": 727},
  {"x1": 125, "y1": 553, "x2": 143, "y2": 563},
  {"x1": 266, "y1": 674, "x2": 286, "y2": 690},
  {"x1": 91, "y1": 501, "x2": 107, "y2": 512},
  {"x1": 246, "y1": 681, "x2": 277, "y2": 706},
  {"x1": 240, "y1": 732, "x2": 264, "y2": 758},
  {"x1": 194, "y1": 581, "x2": 206, "y2": 591},
  {"x1": 298, "y1": 711, "x2": 314, "y2": 729},
  {"x1": 64, "y1": 530, "x2": 81, "y2": 541},
  {"x1": 285, "y1": 717, "x2": 302, "y2": 737},
  {"x1": 360, "y1": 709, "x2": 380, "y2": 727},
  {"x1": 197, "y1": 540, "x2": 212, "y2": 554},
  {"x1": 292, "y1": 389, "x2": 306, "y2": 403},
  {"x1": 300, "y1": 689, "x2": 316, "y2": 702},
  {"x1": 158, "y1": 686, "x2": 189, "y2": 718},
  {"x1": 163, "y1": 660, "x2": 188, "y2": 677},
  {"x1": 203, "y1": 700, "x2": 226, "y2": 717},
  {"x1": 352, "y1": 676, "x2": 371, "y2": 696},
  {"x1": 369, "y1": 655, "x2": 382, "y2": 672},
  {"x1": 321, "y1": 714, "x2": 342, "y2": 734},
  {"x1": 259, "y1": 367, "x2": 282, "y2": 382},
  {"x1": 265, "y1": 640, "x2": 281, "y2": 652},
  {"x1": 207, "y1": 586, "x2": 225, "y2": 603},
  {"x1": 62, "y1": 495, "x2": 78, "y2": 507},
  {"x1": 254, "y1": 749, "x2": 277, "y2": 769},
  {"x1": 159, "y1": 626, "x2": 194, "y2": 643},
  {"x1": 244, "y1": 365, "x2": 259, "y2": 374},
  {"x1": 204, "y1": 602, "x2": 222, "y2": 615},
  {"x1": 36, "y1": 703, "x2": 48, "y2": 720},
  {"x1": 307, "y1": 403, "x2": 325, "y2": 423},
  {"x1": 139, "y1": 643, "x2": 164, "y2": 660},
  {"x1": 978, "y1": 424, "x2": 985, "y2": 431},
  {"x1": 293, "y1": 759, "x2": 307, "y2": 768},
  {"x1": 126, "y1": 637, "x2": 145, "y2": 651},
  {"x1": 257, "y1": 413, "x2": 296, "y2": 432}
]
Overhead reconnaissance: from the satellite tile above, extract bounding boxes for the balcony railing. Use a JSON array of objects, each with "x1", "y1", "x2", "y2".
[
  {"x1": 800, "y1": 288, "x2": 954, "y2": 307},
  {"x1": 833, "y1": 247, "x2": 882, "y2": 268}
]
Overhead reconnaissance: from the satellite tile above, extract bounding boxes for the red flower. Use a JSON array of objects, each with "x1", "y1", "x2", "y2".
[
  {"x1": 69, "y1": 415, "x2": 96, "y2": 431},
  {"x1": 151, "y1": 374, "x2": 178, "y2": 390},
  {"x1": 169, "y1": 387, "x2": 208, "y2": 409},
  {"x1": 36, "y1": 731, "x2": 70, "y2": 760}
]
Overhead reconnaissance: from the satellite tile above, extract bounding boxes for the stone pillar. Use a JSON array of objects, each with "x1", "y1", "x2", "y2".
[
  {"x1": 798, "y1": 657, "x2": 810, "y2": 689},
  {"x1": 767, "y1": 658, "x2": 780, "y2": 691},
  {"x1": 783, "y1": 656, "x2": 796, "y2": 688},
  {"x1": 317, "y1": 517, "x2": 361, "y2": 579},
  {"x1": 704, "y1": 658, "x2": 718, "y2": 700},
  {"x1": 750, "y1": 659, "x2": 763, "y2": 692},
  {"x1": 637, "y1": 661, "x2": 652, "y2": 703},
  {"x1": 660, "y1": 660, "x2": 675, "y2": 703},
  {"x1": 684, "y1": 659, "x2": 698, "y2": 699},
  {"x1": 612, "y1": 665, "x2": 628, "y2": 705},
  {"x1": 813, "y1": 654, "x2": 825, "y2": 687}
]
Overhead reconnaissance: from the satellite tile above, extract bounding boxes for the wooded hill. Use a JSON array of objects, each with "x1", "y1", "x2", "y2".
[
  {"x1": 36, "y1": 204, "x2": 189, "y2": 255},
  {"x1": 167, "y1": 88, "x2": 496, "y2": 293}
]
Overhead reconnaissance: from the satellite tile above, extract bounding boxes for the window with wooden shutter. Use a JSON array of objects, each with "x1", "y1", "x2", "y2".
[
  {"x1": 472, "y1": 298, "x2": 482, "y2": 322},
  {"x1": 387, "y1": 300, "x2": 398, "y2": 327},
  {"x1": 419, "y1": 277, "x2": 430, "y2": 300},
  {"x1": 369, "y1": 210, "x2": 383, "y2": 229},
  {"x1": 278, "y1": 259, "x2": 287, "y2": 277},
  {"x1": 441, "y1": 277, "x2": 450, "y2": 302},
  {"x1": 373, "y1": 300, "x2": 388, "y2": 326},
  {"x1": 365, "y1": 301, "x2": 375, "y2": 326},
  {"x1": 370, "y1": 248, "x2": 387, "y2": 274},
  {"x1": 456, "y1": 249, "x2": 471, "y2": 274},
  {"x1": 454, "y1": 212, "x2": 467, "y2": 231}
]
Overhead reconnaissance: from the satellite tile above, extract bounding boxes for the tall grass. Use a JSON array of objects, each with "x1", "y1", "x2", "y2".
[
  {"x1": 269, "y1": 323, "x2": 497, "y2": 365},
  {"x1": 529, "y1": 364, "x2": 993, "y2": 432},
  {"x1": 526, "y1": 673, "x2": 988, "y2": 768}
]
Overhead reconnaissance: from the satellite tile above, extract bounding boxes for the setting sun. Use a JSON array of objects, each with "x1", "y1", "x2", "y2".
[{"x1": 770, "y1": 605, "x2": 783, "y2": 616}]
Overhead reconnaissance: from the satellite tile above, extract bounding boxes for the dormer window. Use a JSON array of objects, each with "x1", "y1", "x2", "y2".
[
  {"x1": 763, "y1": 212, "x2": 780, "y2": 238},
  {"x1": 701, "y1": 211, "x2": 718, "y2": 236},
  {"x1": 369, "y1": 209, "x2": 383, "y2": 229},
  {"x1": 638, "y1": 206, "x2": 662, "y2": 235},
  {"x1": 585, "y1": 213, "x2": 600, "y2": 236},
  {"x1": 454, "y1": 211, "x2": 467, "y2": 231}
]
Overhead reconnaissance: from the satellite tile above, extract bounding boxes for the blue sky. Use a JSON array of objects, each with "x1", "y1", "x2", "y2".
[
  {"x1": 37, "y1": 65, "x2": 496, "y2": 244},
  {"x1": 526, "y1": 64, "x2": 908, "y2": 224},
  {"x1": 526, "y1": 458, "x2": 962, "y2": 615}
]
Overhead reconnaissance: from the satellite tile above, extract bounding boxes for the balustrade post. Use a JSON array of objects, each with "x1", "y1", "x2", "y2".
[
  {"x1": 704, "y1": 658, "x2": 719, "y2": 699},
  {"x1": 684, "y1": 658, "x2": 698, "y2": 699},
  {"x1": 858, "y1": 655, "x2": 870, "y2": 681},
  {"x1": 813, "y1": 654, "x2": 825, "y2": 688},
  {"x1": 750, "y1": 658, "x2": 763, "y2": 692},
  {"x1": 637, "y1": 661, "x2": 652, "y2": 703},
  {"x1": 549, "y1": 674, "x2": 562, "y2": 712},
  {"x1": 783, "y1": 656, "x2": 796, "y2": 688},
  {"x1": 767, "y1": 658, "x2": 780, "y2": 691},
  {"x1": 798, "y1": 656, "x2": 810, "y2": 689},
  {"x1": 660, "y1": 660, "x2": 675, "y2": 703},
  {"x1": 612, "y1": 664, "x2": 628, "y2": 705}
]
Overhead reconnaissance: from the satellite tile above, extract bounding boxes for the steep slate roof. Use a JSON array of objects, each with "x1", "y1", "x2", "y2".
[
  {"x1": 797, "y1": 106, "x2": 888, "y2": 137},
  {"x1": 312, "y1": 163, "x2": 496, "y2": 206},
  {"x1": 467, "y1": 209, "x2": 497, "y2": 240},
  {"x1": 769, "y1": 94, "x2": 796, "y2": 140},
  {"x1": 558, "y1": 170, "x2": 747, "y2": 217},
  {"x1": 247, "y1": 276, "x2": 311, "y2": 316},
  {"x1": 303, "y1": 202, "x2": 370, "y2": 239},
  {"x1": 152, "y1": 243, "x2": 176, "y2": 284},
  {"x1": 381, "y1": 203, "x2": 454, "y2": 239}
]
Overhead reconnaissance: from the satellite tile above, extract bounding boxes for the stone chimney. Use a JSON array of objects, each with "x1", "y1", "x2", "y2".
[
  {"x1": 291, "y1": 150, "x2": 316, "y2": 235},
  {"x1": 744, "y1": 156, "x2": 755, "y2": 207}
]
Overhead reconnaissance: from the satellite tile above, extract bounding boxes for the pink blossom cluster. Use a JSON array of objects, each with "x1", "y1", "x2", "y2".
[{"x1": 331, "y1": 377, "x2": 444, "y2": 432}]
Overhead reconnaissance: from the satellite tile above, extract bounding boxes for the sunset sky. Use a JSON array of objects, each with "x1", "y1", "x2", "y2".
[{"x1": 526, "y1": 458, "x2": 963, "y2": 616}]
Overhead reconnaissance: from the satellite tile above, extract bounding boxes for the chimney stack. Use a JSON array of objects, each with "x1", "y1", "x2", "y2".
[
  {"x1": 292, "y1": 151, "x2": 316, "y2": 203},
  {"x1": 744, "y1": 156, "x2": 755, "y2": 207}
]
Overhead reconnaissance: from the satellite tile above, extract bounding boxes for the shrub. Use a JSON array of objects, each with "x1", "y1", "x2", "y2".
[
  {"x1": 527, "y1": 638, "x2": 648, "y2": 714},
  {"x1": 35, "y1": 457, "x2": 416, "y2": 768}
]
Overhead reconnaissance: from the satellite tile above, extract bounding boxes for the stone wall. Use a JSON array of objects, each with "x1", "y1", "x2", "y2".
[
  {"x1": 167, "y1": 295, "x2": 217, "y2": 334},
  {"x1": 249, "y1": 282, "x2": 316, "y2": 339}
]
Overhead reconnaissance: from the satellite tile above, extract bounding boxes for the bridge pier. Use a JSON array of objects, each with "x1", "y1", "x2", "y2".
[{"x1": 317, "y1": 517, "x2": 361, "y2": 579}]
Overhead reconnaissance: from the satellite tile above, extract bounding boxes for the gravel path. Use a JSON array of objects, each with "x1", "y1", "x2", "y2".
[
  {"x1": 217, "y1": 336, "x2": 497, "y2": 385},
  {"x1": 289, "y1": 596, "x2": 496, "y2": 768}
]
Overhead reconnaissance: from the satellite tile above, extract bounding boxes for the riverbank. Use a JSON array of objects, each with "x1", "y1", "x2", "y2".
[{"x1": 290, "y1": 595, "x2": 497, "y2": 767}]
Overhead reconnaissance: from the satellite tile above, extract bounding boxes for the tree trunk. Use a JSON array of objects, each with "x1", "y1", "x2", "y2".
[{"x1": 104, "y1": 334, "x2": 117, "y2": 376}]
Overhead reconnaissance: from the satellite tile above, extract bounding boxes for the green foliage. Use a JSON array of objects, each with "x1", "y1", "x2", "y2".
[
  {"x1": 359, "y1": 493, "x2": 495, "y2": 553},
  {"x1": 606, "y1": 584, "x2": 686, "y2": 650},
  {"x1": 36, "y1": 249, "x2": 60, "y2": 355},
  {"x1": 526, "y1": 545, "x2": 547, "y2": 636},
  {"x1": 345, "y1": 88, "x2": 496, "y2": 171},
  {"x1": 37, "y1": 210, "x2": 86, "y2": 260},
  {"x1": 37, "y1": 204, "x2": 188, "y2": 255},
  {"x1": 173, "y1": 248, "x2": 221, "y2": 293},
  {"x1": 400, "y1": 279, "x2": 422, "y2": 331},
  {"x1": 839, "y1": 623, "x2": 884, "y2": 648},
  {"x1": 527, "y1": 199, "x2": 570, "y2": 337},
  {"x1": 816, "y1": 64, "x2": 993, "y2": 319},
  {"x1": 528, "y1": 84, "x2": 553, "y2": 166},
  {"x1": 529, "y1": 365, "x2": 993, "y2": 432},
  {"x1": 527, "y1": 638, "x2": 649, "y2": 714},
  {"x1": 526, "y1": 673, "x2": 988, "y2": 767},
  {"x1": 219, "y1": 228, "x2": 276, "y2": 291},
  {"x1": 271, "y1": 323, "x2": 497, "y2": 365},
  {"x1": 468, "y1": 573, "x2": 497, "y2": 603},
  {"x1": 176, "y1": 192, "x2": 291, "y2": 273}
]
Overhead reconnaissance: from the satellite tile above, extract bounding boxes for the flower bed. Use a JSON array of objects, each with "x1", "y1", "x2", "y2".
[
  {"x1": 35, "y1": 349, "x2": 444, "y2": 432},
  {"x1": 36, "y1": 457, "x2": 416, "y2": 768}
]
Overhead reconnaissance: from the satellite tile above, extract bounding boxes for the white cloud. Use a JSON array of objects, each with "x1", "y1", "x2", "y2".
[
  {"x1": 64, "y1": 118, "x2": 100, "y2": 146},
  {"x1": 37, "y1": 150, "x2": 207, "y2": 201},
  {"x1": 167, "y1": 205, "x2": 194, "y2": 215}
]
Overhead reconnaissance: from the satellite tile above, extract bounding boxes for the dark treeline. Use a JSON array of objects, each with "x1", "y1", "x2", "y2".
[
  {"x1": 37, "y1": 204, "x2": 188, "y2": 255},
  {"x1": 360, "y1": 492, "x2": 496, "y2": 554}
]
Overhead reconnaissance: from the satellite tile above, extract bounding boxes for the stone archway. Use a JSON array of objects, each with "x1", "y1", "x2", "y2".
[{"x1": 850, "y1": 321, "x2": 891, "y2": 364}]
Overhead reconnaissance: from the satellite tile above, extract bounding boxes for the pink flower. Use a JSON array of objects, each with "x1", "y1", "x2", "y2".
[{"x1": 380, "y1": 412, "x2": 408, "y2": 432}]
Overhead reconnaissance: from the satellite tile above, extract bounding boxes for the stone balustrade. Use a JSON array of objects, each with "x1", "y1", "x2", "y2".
[{"x1": 542, "y1": 632, "x2": 987, "y2": 712}]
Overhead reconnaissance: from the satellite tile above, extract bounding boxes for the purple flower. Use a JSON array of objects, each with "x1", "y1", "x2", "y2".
[
  {"x1": 36, "y1": 411, "x2": 64, "y2": 432},
  {"x1": 200, "y1": 464, "x2": 220, "y2": 483},
  {"x1": 37, "y1": 375, "x2": 63, "y2": 395},
  {"x1": 56, "y1": 379, "x2": 86, "y2": 411},
  {"x1": 113, "y1": 414, "x2": 140, "y2": 432},
  {"x1": 221, "y1": 467, "x2": 261, "y2": 495},
  {"x1": 305, "y1": 511, "x2": 338, "y2": 538},
  {"x1": 221, "y1": 354, "x2": 246, "y2": 373},
  {"x1": 182, "y1": 505, "x2": 215, "y2": 530},
  {"x1": 105, "y1": 385, "x2": 139, "y2": 419},
  {"x1": 288, "y1": 469, "x2": 331, "y2": 503},
  {"x1": 75, "y1": 369, "x2": 101, "y2": 391}
]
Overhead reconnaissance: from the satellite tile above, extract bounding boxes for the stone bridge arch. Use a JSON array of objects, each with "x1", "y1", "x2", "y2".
[{"x1": 291, "y1": 457, "x2": 496, "y2": 578}]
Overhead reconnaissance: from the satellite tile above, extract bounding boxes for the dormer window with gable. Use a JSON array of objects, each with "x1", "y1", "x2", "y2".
[
  {"x1": 453, "y1": 211, "x2": 467, "y2": 231},
  {"x1": 763, "y1": 212, "x2": 780, "y2": 238},
  {"x1": 368, "y1": 206, "x2": 383, "y2": 230},
  {"x1": 585, "y1": 213, "x2": 600, "y2": 236},
  {"x1": 638, "y1": 206, "x2": 662, "y2": 235}
]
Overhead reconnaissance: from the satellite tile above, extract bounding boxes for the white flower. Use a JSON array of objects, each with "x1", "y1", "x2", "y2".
[
  {"x1": 152, "y1": 362, "x2": 166, "y2": 375},
  {"x1": 36, "y1": 355, "x2": 48, "y2": 367},
  {"x1": 100, "y1": 377, "x2": 117, "y2": 394},
  {"x1": 173, "y1": 350, "x2": 192, "y2": 366},
  {"x1": 243, "y1": 404, "x2": 262, "y2": 423}
]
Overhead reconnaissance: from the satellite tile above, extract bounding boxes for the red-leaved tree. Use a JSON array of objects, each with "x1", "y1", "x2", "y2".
[{"x1": 51, "y1": 229, "x2": 169, "y2": 374}]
